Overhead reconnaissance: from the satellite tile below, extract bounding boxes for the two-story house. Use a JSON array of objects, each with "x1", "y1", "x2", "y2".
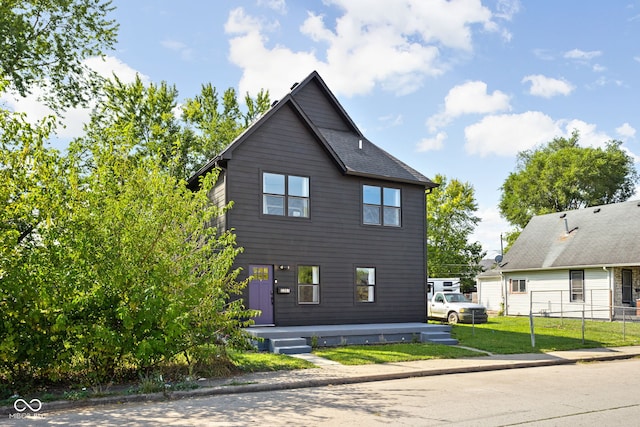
[{"x1": 188, "y1": 71, "x2": 438, "y2": 326}]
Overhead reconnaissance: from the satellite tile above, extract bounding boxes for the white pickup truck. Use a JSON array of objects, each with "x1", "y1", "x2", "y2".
[{"x1": 428, "y1": 292, "x2": 488, "y2": 324}]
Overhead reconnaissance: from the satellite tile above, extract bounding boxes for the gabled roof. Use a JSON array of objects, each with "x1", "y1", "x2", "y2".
[
  {"x1": 188, "y1": 71, "x2": 437, "y2": 189},
  {"x1": 500, "y1": 199, "x2": 640, "y2": 271}
]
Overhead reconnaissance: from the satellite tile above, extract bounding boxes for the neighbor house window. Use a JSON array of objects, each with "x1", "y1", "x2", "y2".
[
  {"x1": 298, "y1": 265, "x2": 319, "y2": 304},
  {"x1": 263, "y1": 172, "x2": 309, "y2": 217},
  {"x1": 570, "y1": 270, "x2": 584, "y2": 302},
  {"x1": 511, "y1": 279, "x2": 526, "y2": 293},
  {"x1": 362, "y1": 185, "x2": 401, "y2": 226},
  {"x1": 356, "y1": 267, "x2": 375, "y2": 302}
]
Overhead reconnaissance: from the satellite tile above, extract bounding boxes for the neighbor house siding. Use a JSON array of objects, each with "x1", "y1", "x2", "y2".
[
  {"x1": 477, "y1": 274, "x2": 503, "y2": 312},
  {"x1": 503, "y1": 269, "x2": 610, "y2": 319},
  {"x1": 612, "y1": 267, "x2": 640, "y2": 308},
  {"x1": 225, "y1": 103, "x2": 426, "y2": 325}
]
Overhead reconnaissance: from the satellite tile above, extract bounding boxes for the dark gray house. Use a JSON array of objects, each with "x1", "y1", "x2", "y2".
[{"x1": 189, "y1": 71, "x2": 437, "y2": 326}]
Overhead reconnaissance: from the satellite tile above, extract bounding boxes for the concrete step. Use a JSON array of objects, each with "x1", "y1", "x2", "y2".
[
  {"x1": 273, "y1": 345, "x2": 313, "y2": 355},
  {"x1": 425, "y1": 338, "x2": 459, "y2": 345},
  {"x1": 269, "y1": 337, "x2": 312, "y2": 354},
  {"x1": 420, "y1": 331, "x2": 458, "y2": 346}
]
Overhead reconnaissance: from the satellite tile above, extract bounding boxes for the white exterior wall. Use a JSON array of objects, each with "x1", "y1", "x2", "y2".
[
  {"x1": 477, "y1": 275, "x2": 503, "y2": 312},
  {"x1": 503, "y1": 268, "x2": 611, "y2": 319}
]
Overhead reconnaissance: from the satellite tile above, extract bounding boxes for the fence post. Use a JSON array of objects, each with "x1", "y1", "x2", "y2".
[
  {"x1": 560, "y1": 291, "x2": 564, "y2": 325},
  {"x1": 529, "y1": 294, "x2": 536, "y2": 348},
  {"x1": 581, "y1": 306, "x2": 585, "y2": 344},
  {"x1": 623, "y1": 307, "x2": 626, "y2": 341},
  {"x1": 472, "y1": 310, "x2": 475, "y2": 337}
]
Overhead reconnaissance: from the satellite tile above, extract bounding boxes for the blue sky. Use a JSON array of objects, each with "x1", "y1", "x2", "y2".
[{"x1": 5, "y1": 0, "x2": 640, "y2": 258}]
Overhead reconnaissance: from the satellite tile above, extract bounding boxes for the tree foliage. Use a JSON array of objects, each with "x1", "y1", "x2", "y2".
[
  {"x1": 0, "y1": 3, "x2": 272, "y2": 391},
  {"x1": 426, "y1": 174, "x2": 486, "y2": 291},
  {"x1": 79, "y1": 77, "x2": 271, "y2": 177},
  {"x1": 0, "y1": 0, "x2": 118, "y2": 110},
  {"x1": 182, "y1": 83, "x2": 271, "y2": 172},
  {"x1": 0, "y1": 114, "x2": 257, "y2": 388},
  {"x1": 500, "y1": 131, "x2": 639, "y2": 232}
]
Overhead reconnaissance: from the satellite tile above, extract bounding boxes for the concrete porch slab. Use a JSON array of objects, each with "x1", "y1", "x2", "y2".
[{"x1": 245, "y1": 322, "x2": 453, "y2": 351}]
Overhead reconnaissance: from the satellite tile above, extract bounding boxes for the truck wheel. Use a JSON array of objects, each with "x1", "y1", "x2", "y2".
[{"x1": 447, "y1": 312, "x2": 459, "y2": 324}]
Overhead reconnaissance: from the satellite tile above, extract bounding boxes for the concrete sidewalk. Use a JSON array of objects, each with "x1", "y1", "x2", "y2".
[{"x1": 5, "y1": 346, "x2": 640, "y2": 415}]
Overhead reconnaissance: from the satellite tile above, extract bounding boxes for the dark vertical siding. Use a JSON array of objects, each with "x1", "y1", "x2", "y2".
[
  {"x1": 207, "y1": 170, "x2": 227, "y2": 231},
  {"x1": 292, "y1": 80, "x2": 352, "y2": 131},
  {"x1": 226, "y1": 103, "x2": 426, "y2": 326}
]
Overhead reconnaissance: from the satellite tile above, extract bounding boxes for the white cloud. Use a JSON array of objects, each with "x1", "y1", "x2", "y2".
[
  {"x1": 564, "y1": 49, "x2": 602, "y2": 60},
  {"x1": 564, "y1": 119, "x2": 611, "y2": 148},
  {"x1": 464, "y1": 112, "x2": 620, "y2": 157},
  {"x1": 533, "y1": 48, "x2": 555, "y2": 61},
  {"x1": 258, "y1": 0, "x2": 287, "y2": 14},
  {"x1": 160, "y1": 39, "x2": 194, "y2": 61},
  {"x1": 225, "y1": 1, "x2": 510, "y2": 99},
  {"x1": 464, "y1": 111, "x2": 562, "y2": 157},
  {"x1": 1, "y1": 56, "x2": 147, "y2": 139},
  {"x1": 378, "y1": 113, "x2": 403, "y2": 128},
  {"x1": 471, "y1": 205, "x2": 512, "y2": 255},
  {"x1": 417, "y1": 131, "x2": 447, "y2": 152},
  {"x1": 84, "y1": 56, "x2": 149, "y2": 84},
  {"x1": 494, "y1": 0, "x2": 521, "y2": 21},
  {"x1": 616, "y1": 122, "x2": 636, "y2": 139},
  {"x1": 427, "y1": 81, "x2": 511, "y2": 131},
  {"x1": 522, "y1": 74, "x2": 574, "y2": 98}
]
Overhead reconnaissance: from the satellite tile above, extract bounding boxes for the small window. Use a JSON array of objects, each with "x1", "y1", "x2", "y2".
[
  {"x1": 511, "y1": 279, "x2": 526, "y2": 293},
  {"x1": 251, "y1": 266, "x2": 270, "y2": 281},
  {"x1": 570, "y1": 270, "x2": 584, "y2": 302},
  {"x1": 356, "y1": 267, "x2": 375, "y2": 302},
  {"x1": 362, "y1": 185, "x2": 401, "y2": 226},
  {"x1": 263, "y1": 172, "x2": 309, "y2": 217},
  {"x1": 298, "y1": 265, "x2": 319, "y2": 304}
]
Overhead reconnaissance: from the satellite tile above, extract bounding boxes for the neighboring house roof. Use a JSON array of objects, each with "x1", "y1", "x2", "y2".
[
  {"x1": 500, "y1": 199, "x2": 640, "y2": 271},
  {"x1": 188, "y1": 71, "x2": 437, "y2": 189}
]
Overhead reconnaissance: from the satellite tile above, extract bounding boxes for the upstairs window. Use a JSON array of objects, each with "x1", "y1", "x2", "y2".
[
  {"x1": 263, "y1": 173, "x2": 309, "y2": 218},
  {"x1": 362, "y1": 185, "x2": 401, "y2": 226}
]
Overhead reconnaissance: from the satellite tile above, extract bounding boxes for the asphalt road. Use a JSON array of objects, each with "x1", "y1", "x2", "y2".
[{"x1": 7, "y1": 358, "x2": 640, "y2": 426}]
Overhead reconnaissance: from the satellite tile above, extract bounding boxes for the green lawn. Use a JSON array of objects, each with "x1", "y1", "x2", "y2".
[
  {"x1": 313, "y1": 342, "x2": 483, "y2": 365},
  {"x1": 453, "y1": 316, "x2": 640, "y2": 353},
  {"x1": 313, "y1": 316, "x2": 640, "y2": 364},
  {"x1": 229, "y1": 350, "x2": 315, "y2": 372}
]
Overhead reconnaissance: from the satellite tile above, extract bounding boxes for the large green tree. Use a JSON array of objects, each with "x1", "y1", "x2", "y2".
[
  {"x1": 499, "y1": 131, "x2": 639, "y2": 234},
  {"x1": 182, "y1": 83, "x2": 270, "y2": 169},
  {"x1": 0, "y1": 0, "x2": 118, "y2": 110},
  {"x1": 0, "y1": 115, "x2": 256, "y2": 388},
  {"x1": 0, "y1": 2, "x2": 269, "y2": 390},
  {"x1": 79, "y1": 77, "x2": 271, "y2": 177},
  {"x1": 427, "y1": 174, "x2": 485, "y2": 291}
]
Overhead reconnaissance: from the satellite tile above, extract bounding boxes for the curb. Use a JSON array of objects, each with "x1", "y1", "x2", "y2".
[{"x1": 2, "y1": 351, "x2": 639, "y2": 415}]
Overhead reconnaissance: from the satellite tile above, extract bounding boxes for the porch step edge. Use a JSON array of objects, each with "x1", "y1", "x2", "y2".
[{"x1": 273, "y1": 345, "x2": 312, "y2": 355}]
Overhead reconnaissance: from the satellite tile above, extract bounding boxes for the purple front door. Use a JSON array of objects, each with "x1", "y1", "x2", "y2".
[{"x1": 248, "y1": 265, "x2": 274, "y2": 325}]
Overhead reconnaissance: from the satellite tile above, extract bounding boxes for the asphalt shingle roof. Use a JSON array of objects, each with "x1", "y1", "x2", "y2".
[
  {"x1": 500, "y1": 199, "x2": 640, "y2": 271},
  {"x1": 317, "y1": 128, "x2": 434, "y2": 186},
  {"x1": 189, "y1": 71, "x2": 437, "y2": 189}
]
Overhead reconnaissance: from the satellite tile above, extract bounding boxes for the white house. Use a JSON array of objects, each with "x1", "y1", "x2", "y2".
[{"x1": 483, "y1": 200, "x2": 640, "y2": 320}]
